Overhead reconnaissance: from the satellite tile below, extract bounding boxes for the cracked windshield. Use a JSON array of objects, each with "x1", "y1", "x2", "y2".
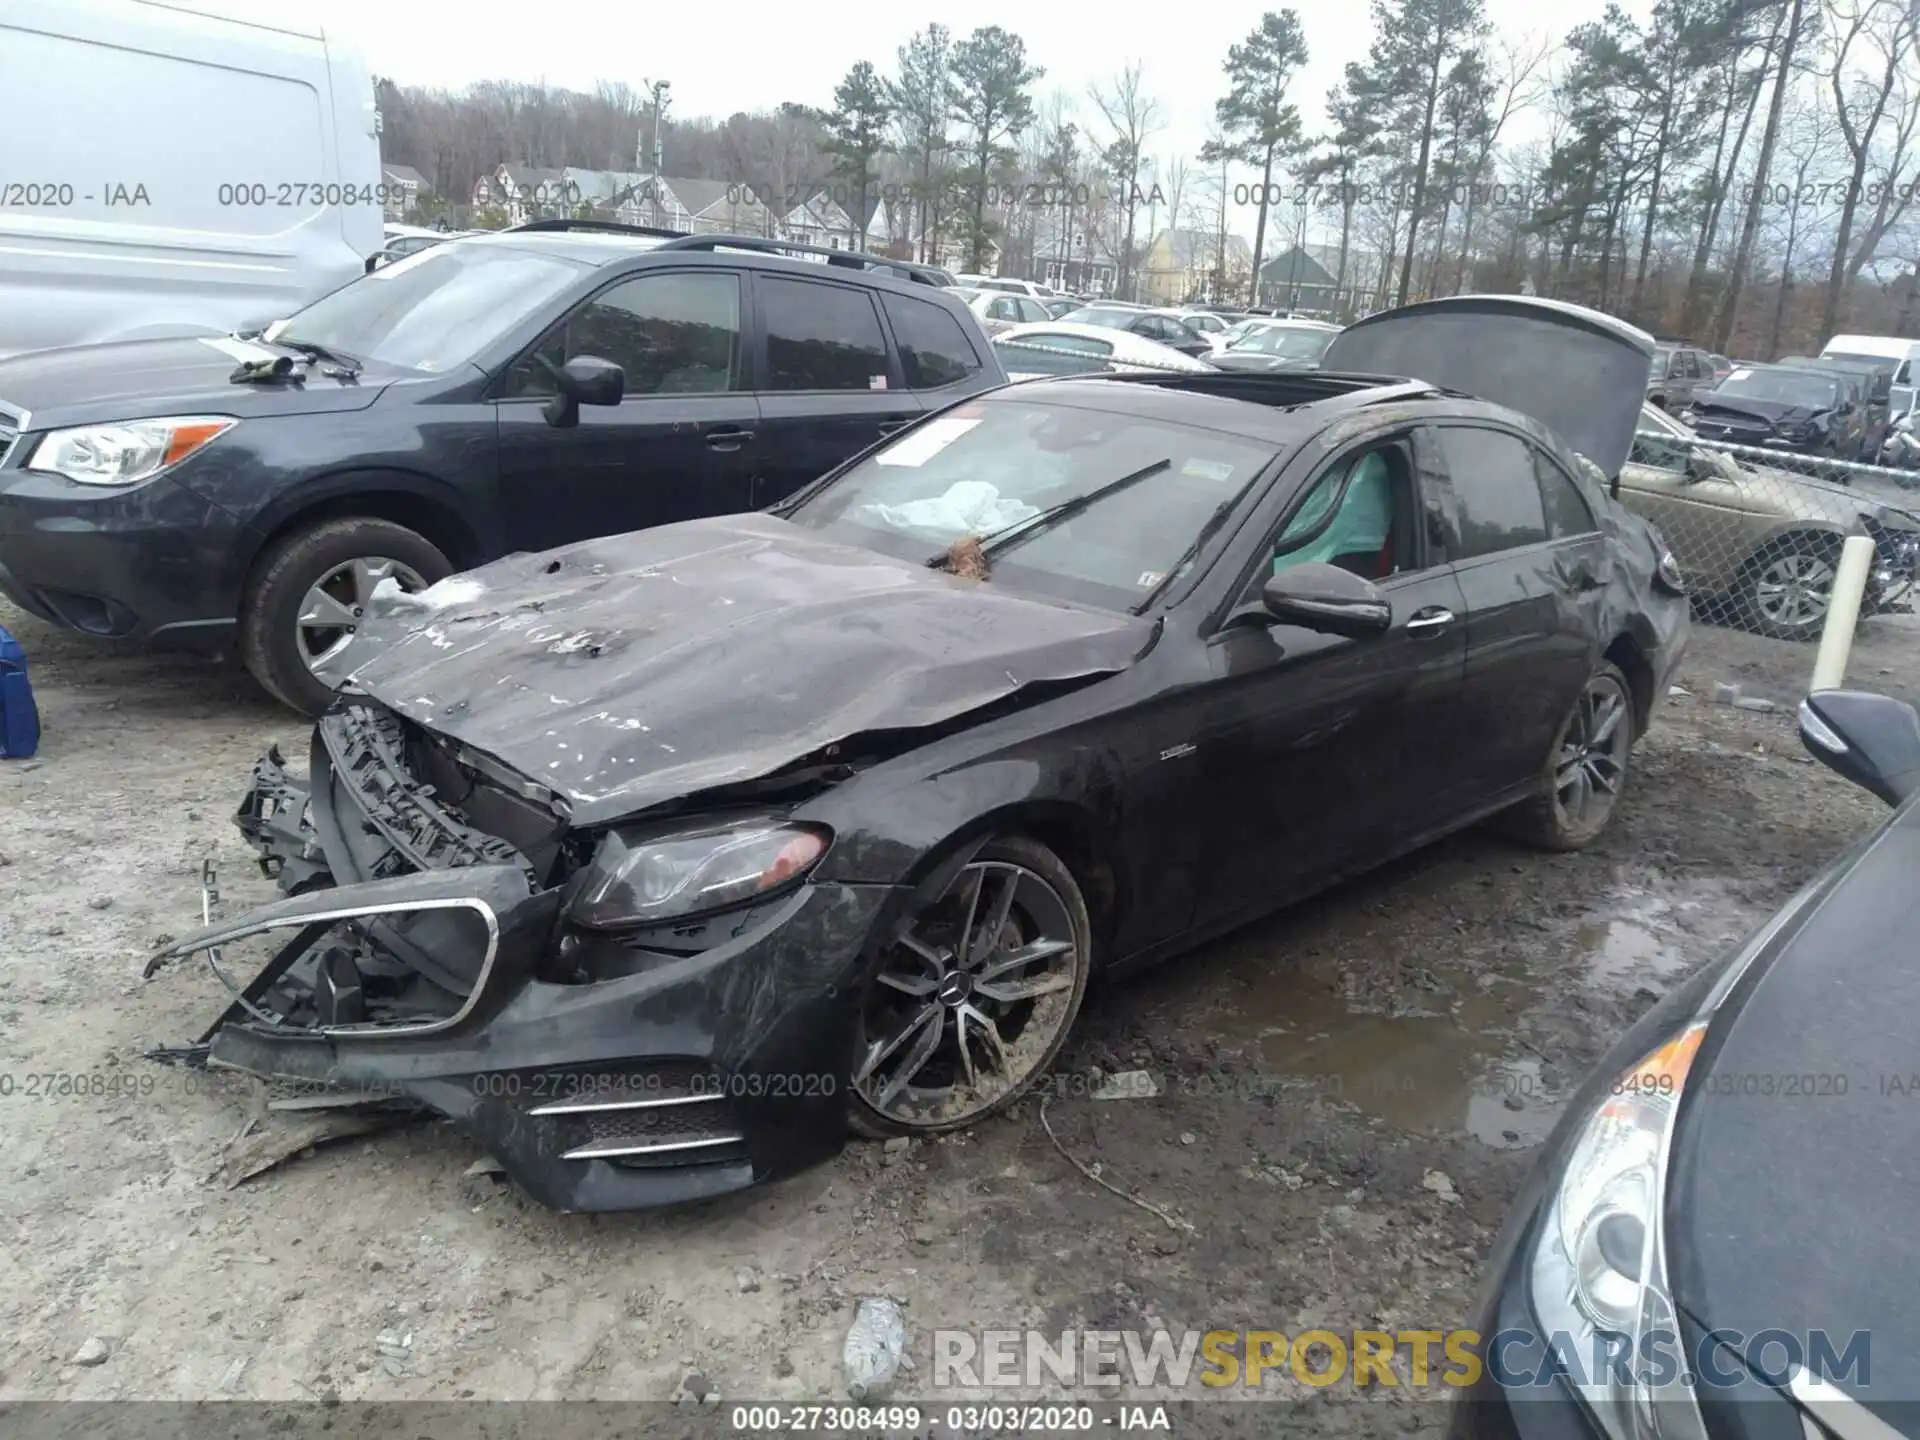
[{"x1": 791, "y1": 398, "x2": 1276, "y2": 608}]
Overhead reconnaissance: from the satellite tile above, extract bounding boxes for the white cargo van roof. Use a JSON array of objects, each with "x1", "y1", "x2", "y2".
[{"x1": 1822, "y1": 334, "x2": 1918, "y2": 361}]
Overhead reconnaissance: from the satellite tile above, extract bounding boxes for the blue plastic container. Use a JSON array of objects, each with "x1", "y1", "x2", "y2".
[{"x1": 0, "y1": 623, "x2": 40, "y2": 759}]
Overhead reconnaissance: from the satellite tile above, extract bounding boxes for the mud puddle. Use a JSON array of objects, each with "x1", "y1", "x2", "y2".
[{"x1": 1176, "y1": 868, "x2": 1752, "y2": 1151}]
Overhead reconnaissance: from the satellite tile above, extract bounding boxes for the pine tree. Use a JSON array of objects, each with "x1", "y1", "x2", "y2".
[
  {"x1": 887, "y1": 25, "x2": 953, "y2": 264},
  {"x1": 1200, "y1": 11, "x2": 1310, "y2": 307},
  {"x1": 949, "y1": 26, "x2": 1043, "y2": 272},
  {"x1": 1363, "y1": 0, "x2": 1488, "y2": 305},
  {"x1": 822, "y1": 62, "x2": 893, "y2": 249}
]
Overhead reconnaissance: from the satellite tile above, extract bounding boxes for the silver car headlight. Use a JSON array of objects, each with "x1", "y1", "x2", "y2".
[
  {"x1": 1530, "y1": 1019, "x2": 1709, "y2": 1439},
  {"x1": 568, "y1": 813, "x2": 830, "y2": 929},
  {"x1": 27, "y1": 416, "x2": 236, "y2": 486},
  {"x1": 1526, "y1": 873, "x2": 1826, "y2": 1440}
]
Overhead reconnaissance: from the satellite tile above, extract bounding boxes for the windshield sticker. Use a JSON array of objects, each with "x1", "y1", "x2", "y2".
[
  {"x1": 1727, "y1": 368, "x2": 1753, "y2": 381},
  {"x1": 869, "y1": 374, "x2": 888, "y2": 390},
  {"x1": 1181, "y1": 458, "x2": 1236, "y2": 482},
  {"x1": 874, "y1": 415, "x2": 981, "y2": 466},
  {"x1": 199, "y1": 336, "x2": 280, "y2": 366},
  {"x1": 1137, "y1": 570, "x2": 1167, "y2": 588}
]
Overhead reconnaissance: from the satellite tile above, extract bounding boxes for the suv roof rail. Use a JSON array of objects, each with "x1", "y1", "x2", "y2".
[
  {"x1": 654, "y1": 232, "x2": 946, "y2": 285},
  {"x1": 505, "y1": 218, "x2": 690, "y2": 240}
]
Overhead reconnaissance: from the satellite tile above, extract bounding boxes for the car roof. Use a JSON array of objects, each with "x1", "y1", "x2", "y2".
[
  {"x1": 978, "y1": 372, "x2": 1475, "y2": 447},
  {"x1": 444, "y1": 228, "x2": 961, "y2": 298}
]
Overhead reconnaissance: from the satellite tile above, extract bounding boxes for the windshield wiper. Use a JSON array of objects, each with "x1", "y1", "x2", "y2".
[
  {"x1": 1131, "y1": 496, "x2": 1239, "y2": 614},
  {"x1": 924, "y1": 457, "x2": 1173, "y2": 568},
  {"x1": 274, "y1": 338, "x2": 362, "y2": 378}
]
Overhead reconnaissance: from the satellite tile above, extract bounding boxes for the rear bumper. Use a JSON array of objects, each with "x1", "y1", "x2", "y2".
[
  {"x1": 148, "y1": 730, "x2": 902, "y2": 1212},
  {"x1": 0, "y1": 469, "x2": 247, "y2": 645}
]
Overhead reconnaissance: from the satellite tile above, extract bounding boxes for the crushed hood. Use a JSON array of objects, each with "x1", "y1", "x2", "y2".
[
  {"x1": 331, "y1": 513, "x2": 1154, "y2": 826},
  {"x1": 1321, "y1": 295, "x2": 1655, "y2": 479},
  {"x1": 1688, "y1": 394, "x2": 1819, "y2": 425}
]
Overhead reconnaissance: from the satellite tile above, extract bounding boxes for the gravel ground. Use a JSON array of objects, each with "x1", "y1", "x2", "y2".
[{"x1": 0, "y1": 597, "x2": 1907, "y2": 1431}]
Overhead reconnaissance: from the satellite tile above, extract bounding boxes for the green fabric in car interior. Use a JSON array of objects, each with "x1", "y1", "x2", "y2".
[{"x1": 1274, "y1": 453, "x2": 1392, "y2": 572}]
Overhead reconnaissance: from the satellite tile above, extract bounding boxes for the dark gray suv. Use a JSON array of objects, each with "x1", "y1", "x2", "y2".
[
  {"x1": 0, "y1": 223, "x2": 1007, "y2": 713},
  {"x1": 1647, "y1": 344, "x2": 1717, "y2": 411}
]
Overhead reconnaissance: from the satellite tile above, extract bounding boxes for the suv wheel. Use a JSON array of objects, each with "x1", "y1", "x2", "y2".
[{"x1": 240, "y1": 517, "x2": 451, "y2": 714}]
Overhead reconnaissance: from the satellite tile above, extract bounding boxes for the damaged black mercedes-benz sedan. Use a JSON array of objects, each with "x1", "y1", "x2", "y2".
[{"x1": 148, "y1": 296, "x2": 1690, "y2": 1212}]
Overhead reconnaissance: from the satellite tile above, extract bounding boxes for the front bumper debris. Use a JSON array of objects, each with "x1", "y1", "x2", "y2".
[{"x1": 146, "y1": 708, "x2": 902, "y2": 1212}]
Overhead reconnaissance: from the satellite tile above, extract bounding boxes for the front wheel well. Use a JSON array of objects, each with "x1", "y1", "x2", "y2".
[
  {"x1": 1003, "y1": 810, "x2": 1120, "y2": 965},
  {"x1": 246, "y1": 488, "x2": 484, "y2": 593}
]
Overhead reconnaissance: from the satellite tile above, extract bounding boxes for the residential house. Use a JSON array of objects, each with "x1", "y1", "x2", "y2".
[
  {"x1": 380, "y1": 163, "x2": 428, "y2": 222},
  {"x1": 779, "y1": 191, "x2": 894, "y2": 251},
  {"x1": 562, "y1": 168, "x2": 653, "y2": 221},
  {"x1": 469, "y1": 165, "x2": 777, "y2": 234},
  {"x1": 1028, "y1": 210, "x2": 1116, "y2": 297},
  {"x1": 1256, "y1": 241, "x2": 1384, "y2": 317},
  {"x1": 470, "y1": 165, "x2": 570, "y2": 225},
  {"x1": 1139, "y1": 228, "x2": 1254, "y2": 306}
]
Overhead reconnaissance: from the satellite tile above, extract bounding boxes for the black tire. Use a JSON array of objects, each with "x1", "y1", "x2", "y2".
[
  {"x1": 1497, "y1": 661, "x2": 1635, "y2": 853},
  {"x1": 1737, "y1": 532, "x2": 1842, "y2": 642},
  {"x1": 239, "y1": 517, "x2": 451, "y2": 715},
  {"x1": 848, "y1": 835, "x2": 1092, "y2": 1140}
]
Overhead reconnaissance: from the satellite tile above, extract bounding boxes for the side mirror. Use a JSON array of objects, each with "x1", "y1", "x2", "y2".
[
  {"x1": 1253, "y1": 563, "x2": 1392, "y2": 638},
  {"x1": 1684, "y1": 450, "x2": 1718, "y2": 482},
  {"x1": 542, "y1": 355, "x2": 625, "y2": 428},
  {"x1": 1800, "y1": 690, "x2": 1920, "y2": 805}
]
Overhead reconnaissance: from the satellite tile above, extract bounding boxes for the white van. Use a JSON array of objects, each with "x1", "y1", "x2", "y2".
[
  {"x1": 1823, "y1": 333, "x2": 1920, "y2": 390},
  {"x1": 0, "y1": 0, "x2": 382, "y2": 358}
]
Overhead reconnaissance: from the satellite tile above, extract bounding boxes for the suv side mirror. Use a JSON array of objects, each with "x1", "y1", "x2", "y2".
[
  {"x1": 1253, "y1": 563, "x2": 1392, "y2": 638},
  {"x1": 1800, "y1": 690, "x2": 1920, "y2": 805},
  {"x1": 543, "y1": 355, "x2": 625, "y2": 428},
  {"x1": 1684, "y1": 450, "x2": 1718, "y2": 482}
]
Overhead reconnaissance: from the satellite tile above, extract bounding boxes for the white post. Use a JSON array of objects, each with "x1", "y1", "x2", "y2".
[{"x1": 1810, "y1": 533, "x2": 1878, "y2": 692}]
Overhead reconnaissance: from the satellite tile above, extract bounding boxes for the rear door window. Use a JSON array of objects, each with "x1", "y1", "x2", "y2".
[
  {"x1": 758, "y1": 276, "x2": 891, "y2": 391},
  {"x1": 880, "y1": 293, "x2": 983, "y2": 390},
  {"x1": 1534, "y1": 450, "x2": 1598, "y2": 537},
  {"x1": 1434, "y1": 426, "x2": 1549, "y2": 558}
]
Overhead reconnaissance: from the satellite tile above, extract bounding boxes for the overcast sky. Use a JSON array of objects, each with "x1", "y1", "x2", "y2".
[{"x1": 307, "y1": 0, "x2": 1655, "y2": 239}]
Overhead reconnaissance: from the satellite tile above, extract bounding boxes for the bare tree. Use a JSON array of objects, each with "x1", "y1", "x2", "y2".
[
  {"x1": 1453, "y1": 32, "x2": 1550, "y2": 291},
  {"x1": 1089, "y1": 62, "x2": 1162, "y2": 299},
  {"x1": 1818, "y1": 0, "x2": 1920, "y2": 334}
]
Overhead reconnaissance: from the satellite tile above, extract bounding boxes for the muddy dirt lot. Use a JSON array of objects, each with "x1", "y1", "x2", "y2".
[{"x1": 0, "y1": 597, "x2": 1907, "y2": 1429}]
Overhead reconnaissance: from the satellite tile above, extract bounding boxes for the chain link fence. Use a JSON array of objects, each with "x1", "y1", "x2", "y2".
[{"x1": 987, "y1": 333, "x2": 1920, "y2": 646}]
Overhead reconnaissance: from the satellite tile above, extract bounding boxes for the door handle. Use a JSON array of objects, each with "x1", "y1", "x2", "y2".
[
  {"x1": 1404, "y1": 606, "x2": 1455, "y2": 633},
  {"x1": 705, "y1": 427, "x2": 754, "y2": 451}
]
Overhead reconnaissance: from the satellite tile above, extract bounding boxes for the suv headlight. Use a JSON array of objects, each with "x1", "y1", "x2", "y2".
[
  {"x1": 27, "y1": 416, "x2": 236, "y2": 486},
  {"x1": 568, "y1": 813, "x2": 830, "y2": 929}
]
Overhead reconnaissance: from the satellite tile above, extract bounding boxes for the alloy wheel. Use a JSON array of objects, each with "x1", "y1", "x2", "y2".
[
  {"x1": 1753, "y1": 551, "x2": 1835, "y2": 632},
  {"x1": 855, "y1": 856, "x2": 1085, "y2": 1130},
  {"x1": 295, "y1": 556, "x2": 428, "y2": 675},
  {"x1": 1553, "y1": 673, "x2": 1631, "y2": 835}
]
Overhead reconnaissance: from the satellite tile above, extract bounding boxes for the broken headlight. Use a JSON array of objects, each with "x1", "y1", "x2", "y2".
[{"x1": 567, "y1": 813, "x2": 830, "y2": 929}]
